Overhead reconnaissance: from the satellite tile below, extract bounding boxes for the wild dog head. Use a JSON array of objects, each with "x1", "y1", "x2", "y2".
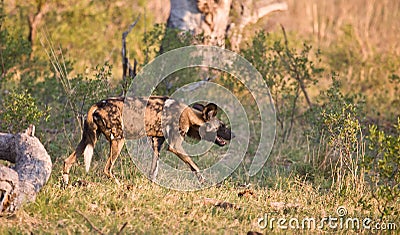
[{"x1": 189, "y1": 103, "x2": 234, "y2": 146}]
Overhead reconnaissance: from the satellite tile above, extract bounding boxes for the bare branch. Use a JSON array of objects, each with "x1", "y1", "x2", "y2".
[
  {"x1": 76, "y1": 210, "x2": 105, "y2": 235},
  {"x1": 117, "y1": 222, "x2": 128, "y2": 235},
  {"x1": 254, "y1": 2, "x2": 288, "y2": 24},
  {"x1": 280, "y1": 25, "x2": 313, "y2": 109},
  {"x1": 0, "y1": 0, "x2": 5, "y2": 81},
  {"x1": 122, "y1": 15, "x2": 140, "y2": 97}
]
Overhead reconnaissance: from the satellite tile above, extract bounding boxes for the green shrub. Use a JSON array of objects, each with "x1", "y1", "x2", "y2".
[
  {"x1": 0, "y1": 0, "x2": 32, "y2": 89},
  {"x1": 364, "y1": 118, "x2": 400, "y2": 218},
  {"x1": 57, "y1": 61, "x2": 114, "y2": 133},
  {"x1": 241, "y1": 30, "x2": 323, "y2": 142},
  {"x1": 303, "y1": 75, "x2": 365, "y2": 190},
  {"x1": 0, "y1": 89, "x2": 50, "y2": 133}
]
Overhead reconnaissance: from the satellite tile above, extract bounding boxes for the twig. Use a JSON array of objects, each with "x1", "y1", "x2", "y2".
[
  {"x1": 0, "y1": 43, "x2": 5, "y2": 81},
  {"x1": 117, "y1": 222, "x2": 128, "y2": 235},
  {"x1": 122, "y1": 15, "x2": 140, "y2": 97},
  {"x1": 40, "y1": 28, "x2": 84, "y2": 135},
  {"x1": 75, "y1": 209, "x2": 105, "y2": 235},
  {"x1": 284, "y1": 83, "x2": 300, "y2": 141},
  {"x1": 0, "y1": 0, "x2": 4, "y2": 82},
  {"x1": 280, "y1": 24, "x2": 313, "y2": 109}
]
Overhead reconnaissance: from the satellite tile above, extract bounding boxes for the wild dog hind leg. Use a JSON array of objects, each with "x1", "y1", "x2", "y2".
[
  {"x1": 104, "y1": 138, "x2": 125, "y2": 184},
  {"x1": 149, "y1": 137, "x2": 165, "y2": 182},
  {"x1": 62, "y1": 141, "x2": 85, "y2": 185},
  {"x1": 63, "y1": 128, "x2": 98, "y2": 185}
]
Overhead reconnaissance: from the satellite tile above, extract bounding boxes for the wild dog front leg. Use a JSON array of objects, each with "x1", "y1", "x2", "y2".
[
  {"x1": 104, "y1": 138, "x2": 125, "y2": 184},
  {"x1": 167, "y1": 145, "x2": 205, "y2": 184},
  {"x1": 149, "y1": 137, "x2": 165, "y2": 182}
]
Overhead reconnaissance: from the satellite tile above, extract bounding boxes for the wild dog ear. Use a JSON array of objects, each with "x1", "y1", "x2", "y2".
[
  {"x1": 202, "y1": 103, "x2": 218, "y2": 120},
  {"x1": 192, "y1": 103, "x2": 205, "y2": 112}
]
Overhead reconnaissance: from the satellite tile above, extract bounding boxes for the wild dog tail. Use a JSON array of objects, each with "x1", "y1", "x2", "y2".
[{"x1": 83, "y1": 104, "x2": 99, "y2": 173}]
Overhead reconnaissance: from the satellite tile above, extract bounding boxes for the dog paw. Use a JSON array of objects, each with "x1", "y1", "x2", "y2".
[
  {"x1": 195, "y1": 172, "x2": 206, "y2": 184},
  {"x1": 149, "y1": 174, "x2": 157, "y2": 183},
  {"x1": 62, "y1": 174, "x2": 69, "y2": 186},
  {"x1": 113, "y1": 177, "x2": 121, "y2": 186}
]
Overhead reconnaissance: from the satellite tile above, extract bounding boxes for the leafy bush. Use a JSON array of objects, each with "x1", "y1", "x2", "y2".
[
  {"x1": 302, "y1": 75, "x2": 366, "y2": 191},
  {"x1": 0, "y1": 89, "x2": 50, "y2": 133},
  {"x1": 364, "y1": 119, "x2": 400, "y2": 218},
  {"x1": 54, "y1": 60, "x2": 114, "y2": 133},
  {"x1": 0, "y1": 1, "x2": 32, "y2": 89},
  {"x1": 241, "y1": 30, "x2": 323, "y2": 142},
  {"x1": 71, "y1": 62, "x2": 114, "y2": 108}
]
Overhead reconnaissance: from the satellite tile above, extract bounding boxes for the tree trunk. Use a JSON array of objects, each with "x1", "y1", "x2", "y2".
[
  {"x1": 27, "y1": 2, "x2": 49, "y2": 46},
  {"x1": 228, "y1": 0, "x2": 288, "y2": 50},
  {"x1": 167, "y1": 0, "x2": 288, "y2": 48},
  {"x1": 167, "y1": 0, "x2": 231, "y2": 47},
  {"x1": 0, "y1": 125, "x2": 52, "y2": 213},
  {"x1": 27, "y1": 1, "x2": 50, "y2": 60}
]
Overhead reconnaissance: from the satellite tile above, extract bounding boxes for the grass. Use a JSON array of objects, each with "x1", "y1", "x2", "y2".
[
  {"x1": 1, "y1": 0, "x2": 400, "y2": 233},
  {"x1": 1, "y1": 140, "x2": 397, "y2": 234}
]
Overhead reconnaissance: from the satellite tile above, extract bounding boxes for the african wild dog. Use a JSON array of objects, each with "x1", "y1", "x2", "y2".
[{"x1": 62, "y1": 96, "x2": 233, "y2": 185}]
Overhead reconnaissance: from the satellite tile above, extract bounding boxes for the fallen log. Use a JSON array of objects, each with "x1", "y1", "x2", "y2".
[{"x1": 0, "y1": 125, "x2": 52, "y2": 213}]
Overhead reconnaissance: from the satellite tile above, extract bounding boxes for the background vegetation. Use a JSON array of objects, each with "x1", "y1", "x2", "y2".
[{"x1": 0, "y1": 0, "x2": 399, "y2": 233}]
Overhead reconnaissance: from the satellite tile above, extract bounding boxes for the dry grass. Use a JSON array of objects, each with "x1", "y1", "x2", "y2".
[
  {"x1": 0, "y1": 161, "x2": 388, "y2": 234},
  {"x1": 1, "y1": 133, "x2": 397, "y2": 234},
  {"x1": 1, "y1": 0, "x2": 399, "y2": 233},
  {"x1": 260, "y1": 0, "x2": 400, "y2": 118},
  {"x1": 270, "y1": 0, "x2": 400, "y2": 53}
]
